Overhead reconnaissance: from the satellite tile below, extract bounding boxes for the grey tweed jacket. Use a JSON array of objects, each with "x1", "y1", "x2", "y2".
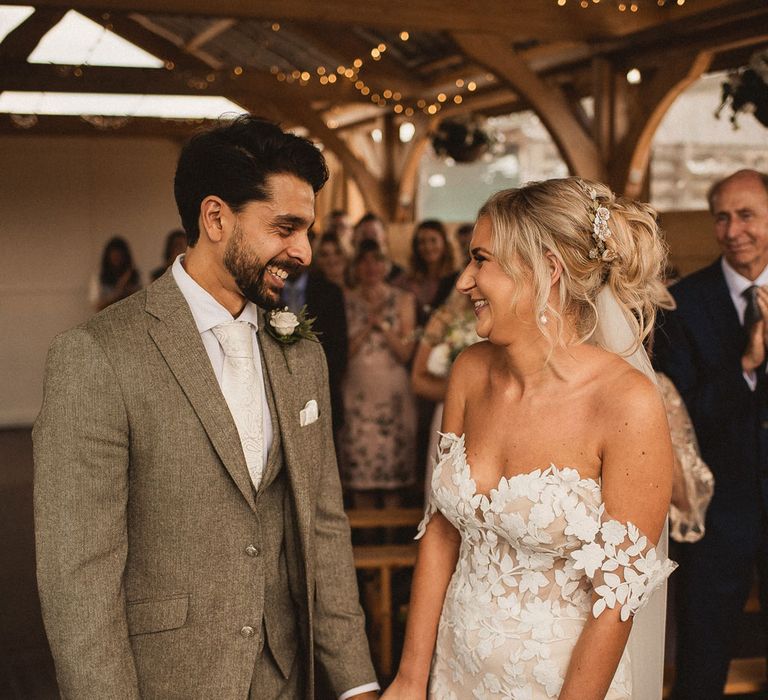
[{"x1": 33, "y1": 270, "x2": 376, "y2": 699}]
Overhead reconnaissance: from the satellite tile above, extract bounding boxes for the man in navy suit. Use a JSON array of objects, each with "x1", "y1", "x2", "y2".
[{"x1": 654, "y1": 169, "x2": 768, "y2": 699}]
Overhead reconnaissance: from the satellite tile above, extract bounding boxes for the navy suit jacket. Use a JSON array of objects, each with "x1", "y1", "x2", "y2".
[{"x1": 654, "y1": 259, "x2": 768, "y2": 527}]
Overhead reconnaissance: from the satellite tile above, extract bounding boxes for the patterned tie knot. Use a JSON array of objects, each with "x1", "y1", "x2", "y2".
[{"x1": 212, "y1": 321, "x2": 253, "y2": 358}]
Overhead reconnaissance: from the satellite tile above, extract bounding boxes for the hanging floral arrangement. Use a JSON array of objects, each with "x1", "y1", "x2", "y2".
[
  {"x1": 431, "y1": 118, "x2": 494, "y2": 163},
  {"x1": 716, "y1": 47, "x2": 768, "y2": 128}
]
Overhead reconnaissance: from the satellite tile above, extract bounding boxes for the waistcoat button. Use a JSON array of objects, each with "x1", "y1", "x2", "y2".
[
  {"x1": 245, "y1": 544, "x2": 259, "y2": 557},
  {"x1": 240, "y1": 625, "x2": 255, "y2": 638}
]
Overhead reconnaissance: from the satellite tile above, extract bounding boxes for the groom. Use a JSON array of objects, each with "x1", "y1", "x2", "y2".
[{"x1": 33, "y1": 116, "x2": 379, "y2": 699}]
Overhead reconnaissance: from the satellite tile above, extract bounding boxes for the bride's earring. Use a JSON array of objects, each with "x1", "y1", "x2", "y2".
[{"x1": 540, "y1": 312, "x2": 548, "y2": 325}]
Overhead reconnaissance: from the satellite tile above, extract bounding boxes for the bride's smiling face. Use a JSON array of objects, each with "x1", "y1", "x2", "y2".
[{"x1": 457, "y1": 215, "x2": 537, "y2": 343}]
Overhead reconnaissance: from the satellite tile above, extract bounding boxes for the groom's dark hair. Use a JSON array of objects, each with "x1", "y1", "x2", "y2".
[{"x1": 174, "y1": 114, "x2": 329, "y2": 246}]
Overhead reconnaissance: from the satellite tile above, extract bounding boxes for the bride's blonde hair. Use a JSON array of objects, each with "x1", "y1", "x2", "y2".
[{"x1": 478, "y1": 177, "x2": 673, "y2": 350}]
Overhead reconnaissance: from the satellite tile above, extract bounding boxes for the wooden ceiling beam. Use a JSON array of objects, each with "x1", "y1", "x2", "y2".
[
  {"x1": 10, "y1": 0, "x2": 703, "y2": 40},
  {"x1": 0, "y1": 61, "x2": 371, "y2": 106},
  {"x1": 0, "y1": 112, "x2": 214, "y2": 139},
  {"x1": 453, "y1": 31, "x2": 602, "y2": 180},
  {"x1": 0, "y1": 7, "x2": 66, "y2": 61},
  {"x1": 77, "y1": 9, "x2": 208, "y2": 71},
  {"x1": 185, "y1": 18, "x2": 236, "y2": 52}
]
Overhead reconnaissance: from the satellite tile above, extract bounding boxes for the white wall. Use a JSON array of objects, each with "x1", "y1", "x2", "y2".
[{"x1": 0, "y1": 135, "x2": 182, "y2": 426}]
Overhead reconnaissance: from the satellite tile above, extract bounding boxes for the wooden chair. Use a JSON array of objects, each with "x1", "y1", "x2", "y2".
[{"x1": 346, "y1": 508, "x2": 423, "y2": 677}]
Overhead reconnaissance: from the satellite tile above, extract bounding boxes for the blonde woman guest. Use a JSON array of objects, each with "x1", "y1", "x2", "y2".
[
  {"x1": 384, "y1": 178, "x2": 676, "y2": 700},
  {"x1": 339, "y1": 239, "x2": 418, "y2": 508}
]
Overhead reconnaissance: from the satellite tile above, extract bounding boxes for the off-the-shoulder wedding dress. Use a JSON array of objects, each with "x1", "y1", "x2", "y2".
[{"x1": 418, "y1": 433, "x2": 676, "y2": 699}]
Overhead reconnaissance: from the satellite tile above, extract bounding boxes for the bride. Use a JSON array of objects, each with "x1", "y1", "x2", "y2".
[{"x1": 383, "y1": 178, "x2": 677, "y2": 699}]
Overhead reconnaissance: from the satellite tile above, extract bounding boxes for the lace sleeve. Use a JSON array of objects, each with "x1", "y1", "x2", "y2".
[
  {"x1": 656, "y1": 372, "x2": 715, "y2": 543},
  {"x1": 570, "y1": 510, "x2": 677, "y2": 621},
  {"x1": 415, "y1": 432, "x2": 463, "y2": 540}
]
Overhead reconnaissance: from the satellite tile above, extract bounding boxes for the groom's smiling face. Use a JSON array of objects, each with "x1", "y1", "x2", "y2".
[{"x1": 222, "y1": 172, "x2": 315, "y2": 309}]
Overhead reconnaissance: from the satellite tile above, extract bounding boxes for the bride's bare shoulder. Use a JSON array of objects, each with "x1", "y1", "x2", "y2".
[{"x1": 587, "y1": 349, "x2": 664, "y2": 424}]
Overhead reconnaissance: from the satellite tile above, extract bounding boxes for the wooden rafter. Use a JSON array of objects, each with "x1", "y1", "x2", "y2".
[
  {"x1": 0, "y1": 7, "x2": 65, "y2": 61},
  {"x1": 453, "y1": 31, "x2": 602, "y2": 180},
  {"x1": 0, "y1": 112, "x2": 215, "y2": 138},
  {"x1": 611, "y1": 50, "x2": 714, "y2": 198},
  {"x1": 11, "y1": 0, "x2": 723, "y2": 40},
  {"x1": 0, "y1": 61, "x2": 371, "y2": 107},
  {"x1": 185, "y1": 18, "x2": 236, "y2": 52}
]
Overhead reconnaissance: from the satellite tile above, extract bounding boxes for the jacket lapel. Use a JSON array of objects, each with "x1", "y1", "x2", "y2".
[
  {"x1": 145, "y1": 272, "x2": 257, "y2": 512},
  {"x1": 702, "y1": 260, "x2": 745, "y2": 361},
  {"x1": 258, "y1": 314, "x2": 313, "y2": 548}
]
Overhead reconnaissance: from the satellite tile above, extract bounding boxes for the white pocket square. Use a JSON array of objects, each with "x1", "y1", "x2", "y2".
[{"x1": 299, "y1": 399, "x2": 319, "y2": 427}]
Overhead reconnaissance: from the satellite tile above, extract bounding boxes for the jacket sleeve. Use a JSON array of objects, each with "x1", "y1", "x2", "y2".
[
  {"x1": 309, "y1": 343, "x2": 378, "y2": 693},
  {"x1": 33, "y1": 328, "x2": 140, "y2": 699},
  {"x1": 653, "y1": 306, "x2": 754, "y2": 432}
]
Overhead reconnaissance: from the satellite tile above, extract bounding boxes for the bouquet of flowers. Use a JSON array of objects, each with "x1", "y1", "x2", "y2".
[{"x1": 426, "y1": 313, "x2": 481, "y2": 378}]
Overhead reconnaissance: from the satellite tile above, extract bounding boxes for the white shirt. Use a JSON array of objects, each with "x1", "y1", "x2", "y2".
[
  {"x1": 172, "y1": 256, "x2": 379, "y2": 699},
  {"x1": 172, "y1": 255, "x2": 273, "y2": 468},
  {"x1": 721, "y1": 257, "x2": 768, "y2": 391}
]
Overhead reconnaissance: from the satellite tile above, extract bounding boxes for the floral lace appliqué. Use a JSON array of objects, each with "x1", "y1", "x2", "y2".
[{"x1": 419, "y1": 432, "x2": 676, "y2": 700}]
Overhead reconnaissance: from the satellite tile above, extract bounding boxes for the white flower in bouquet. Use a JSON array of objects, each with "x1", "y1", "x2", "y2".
[{"x1": 426, "y1": 342, "x2": 451, "y2": 378}]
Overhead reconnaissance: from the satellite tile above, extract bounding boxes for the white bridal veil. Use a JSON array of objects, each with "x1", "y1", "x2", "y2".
[{"x1": 590, "y1": 285, "x2": 668, "y2": 700}]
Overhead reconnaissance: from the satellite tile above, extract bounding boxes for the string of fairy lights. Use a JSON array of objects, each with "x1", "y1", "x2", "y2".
[
  {"x1": 57, "y1": 15, "x2": 492, "y2": 127},
  {"x1": 257, "y1": 23, "x2": 489, "y2": 124}
]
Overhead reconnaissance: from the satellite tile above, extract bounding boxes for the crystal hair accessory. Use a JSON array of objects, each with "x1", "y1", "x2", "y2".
[{"x1": 586, "y1": 187, "x2": 618, "y2": 263}]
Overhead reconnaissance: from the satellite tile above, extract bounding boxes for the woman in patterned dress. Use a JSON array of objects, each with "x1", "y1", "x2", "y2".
[{"x1": 339, "y1": 240, "x2": 418, "y2": 508}]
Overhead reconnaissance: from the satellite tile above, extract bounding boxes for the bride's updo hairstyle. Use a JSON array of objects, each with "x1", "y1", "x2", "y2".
[{"x1": 478, "y1": 177, "x2": 672, "y2": 350}]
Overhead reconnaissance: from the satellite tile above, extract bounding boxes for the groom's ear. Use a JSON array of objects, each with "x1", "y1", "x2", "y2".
[
  {"x1": 200, "y1": 196, "x2": 227, "y2": 243},
  {"x1": 544, "y1": 250, "x2": 563, "y2": 288}
]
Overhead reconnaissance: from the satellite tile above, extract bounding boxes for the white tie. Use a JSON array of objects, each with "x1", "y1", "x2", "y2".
[{"x1": 212, "y1": 321, "x2": 264, "y2": 491}]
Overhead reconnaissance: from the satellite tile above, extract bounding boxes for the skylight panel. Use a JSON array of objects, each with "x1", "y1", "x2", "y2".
[
  {"x1": 0, "y1": 6, "x2": 35, "y2": 44},
  {"x1": 28, "y1": 10, "x2": 163, "y2": 68},
  {"x1": 0, "y1": 92, "x2": 247, "y2": 120}
]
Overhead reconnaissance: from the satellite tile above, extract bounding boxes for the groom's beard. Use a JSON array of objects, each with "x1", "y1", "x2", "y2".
[{"x1": 223, "y1": 221, "x2": 300, "y2": 309}]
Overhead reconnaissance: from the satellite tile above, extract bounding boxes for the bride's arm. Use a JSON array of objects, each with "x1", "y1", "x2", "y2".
[
  {"x1": 560, "y1": 370, "x2": 674, "y2": 700},
  {"x1": 382, "y1": 353, "x2": 470, "y2": 698}
]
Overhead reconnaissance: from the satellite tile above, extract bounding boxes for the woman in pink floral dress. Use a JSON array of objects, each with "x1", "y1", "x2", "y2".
[{"x1": 339, "y1": 240, "x2": 418, "y2": 508}]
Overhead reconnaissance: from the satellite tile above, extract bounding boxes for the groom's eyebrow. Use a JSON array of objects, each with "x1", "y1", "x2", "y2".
[{"x1": 273, "y1": 214, "x2": 314, "y2": 228}]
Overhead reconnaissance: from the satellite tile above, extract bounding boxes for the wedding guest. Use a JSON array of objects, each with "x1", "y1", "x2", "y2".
[
  {"x1": 353, "y1": 212, "x2": 406, "y2": 286},
  {"x1": 654, "y1": 169, "x2": 768, "y2": 699},
  {"x1": 280, "y1": 250, "x2": 349, "y2": 435},
  {"x1": 455, "y1": 222, "x2": 474, "y2": 266},
  {"x1": 405, "y1": 219, "x2": 457, "y2": 328},
  {"x1": 339, "y1": 240, "x2": 417, "y2": 508},
  {"x1": 315, "y1": 232, "x2": 349, "y2": 290},
  {"x1": 323, "y1": 209, "x2": 354, "y2": 254},
  {"x1": 411, "y1": 289, "x2": 480, "y2": 499},
  {"x1": 88, "y1": 236, "x2": 141, "y2": 312},
  {"x1": 150, "y1": 229, "x2": 187, "y2": 281}
]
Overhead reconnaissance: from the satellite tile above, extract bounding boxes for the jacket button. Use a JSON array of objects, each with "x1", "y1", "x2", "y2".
[
  {"x1": 240, "y1": 625, "x2": 256, "y2": 638},
  {"x1": 245, "y1": 544, "x2": 259, "y2": 557}
]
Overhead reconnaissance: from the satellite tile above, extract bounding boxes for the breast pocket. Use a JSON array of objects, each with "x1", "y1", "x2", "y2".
[{"x1": 126, "y1": 593, "x2": 189, "y2": 636}]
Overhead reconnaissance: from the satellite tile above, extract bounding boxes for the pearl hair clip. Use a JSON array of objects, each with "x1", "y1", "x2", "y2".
[{"x1": 586, "y1": 187, "x2": 618, "y2": 263}]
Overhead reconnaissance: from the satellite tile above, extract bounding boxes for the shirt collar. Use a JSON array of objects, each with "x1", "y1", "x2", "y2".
[
  {"x1": 721, "y1": 257, "x2": 768, "y2": 296},
  {"x1": 172, "y1": 254, "x2": 260, "y2": 333}
]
